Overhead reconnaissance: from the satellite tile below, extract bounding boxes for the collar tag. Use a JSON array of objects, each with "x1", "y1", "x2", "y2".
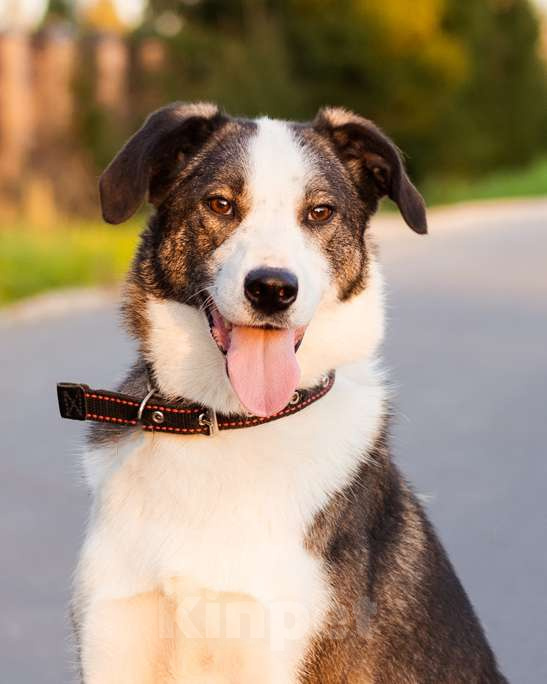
[{"x1": 198, "y1": 408, "x2": 219, "y2": 436}]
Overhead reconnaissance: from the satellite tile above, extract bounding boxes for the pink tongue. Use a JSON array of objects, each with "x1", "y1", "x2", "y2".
[{"x1": 227, "y1": 327, "x2": 301, "y2": 417}]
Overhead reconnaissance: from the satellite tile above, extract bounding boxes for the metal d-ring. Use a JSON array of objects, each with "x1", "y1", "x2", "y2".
[
  {"x1": 137, "y1": 386, "x2": 156, "y2": 423},
  {"x1": 321, "y1": 372, "x2": 331, "y2": 388}
]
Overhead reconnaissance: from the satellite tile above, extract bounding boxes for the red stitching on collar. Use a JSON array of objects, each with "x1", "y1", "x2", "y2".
[
  {"x1": 218, "y1": 375, "x2": 333, "y2": 428},
  {"x1": 59, "y1": 372, "x2": 335, "y2": 436},
  {"x1": 86, "y1": 412, "x2": 138, "y2": 425},
  {"x1": 146, "y1": 404, "x2": 203, "y2": 414},
  {"x1": 143, "y1": 424, "x2": 206, "y2": 435},
  {"x1": 85, "y1": 392, "x2": 139, "y2": 408}
]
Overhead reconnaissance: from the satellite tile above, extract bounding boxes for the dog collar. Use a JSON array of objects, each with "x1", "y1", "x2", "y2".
[{"x1": 56, "y1": 371, "x2": 335, "y2": 437}]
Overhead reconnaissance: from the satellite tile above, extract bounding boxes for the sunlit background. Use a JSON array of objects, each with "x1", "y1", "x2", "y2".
[
  {"x1": 0, "y1": 0, "x2": 546, "y2": 303},
  {"x1": 1, "y1": 4, "x2": 547, "y2": 684}
]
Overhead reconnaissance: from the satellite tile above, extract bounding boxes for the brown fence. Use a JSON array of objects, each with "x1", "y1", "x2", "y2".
[{"x1": 0, "y1": 29, "x2": 167, "y2": 223}]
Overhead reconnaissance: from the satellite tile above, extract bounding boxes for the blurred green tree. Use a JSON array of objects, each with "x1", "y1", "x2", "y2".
[
  {"x1": 142, "y1": 0, "x2": 304, "y2": 119},
  {"x1": 279, "y1": 0, "x2": 468, "y2": 175},
  {"x1": 45, "y1": 0, "x2": 72, "y2": 22},
  {"x1": 143, "y1": 0, "x2": 546, "y2": 179},
  {"x1": 39, "y1": 0, "x2": 546, "y2": 207},
  {"x1": 439, "y1": 0, "x2": 547, "y2": 174}
]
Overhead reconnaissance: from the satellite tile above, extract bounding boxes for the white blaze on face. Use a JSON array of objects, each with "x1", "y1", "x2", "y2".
[
  {"x1": 214, "y1": 118, "x2": 329, "y2": 326},
  {"x1": 212, "y1": 118, "x2": 331, "y2": 416}
]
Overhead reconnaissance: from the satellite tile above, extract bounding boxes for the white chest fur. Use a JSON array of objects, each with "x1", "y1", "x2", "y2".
[{"x1": 78, "y1": 366, "x2": 384, "y2": 682}]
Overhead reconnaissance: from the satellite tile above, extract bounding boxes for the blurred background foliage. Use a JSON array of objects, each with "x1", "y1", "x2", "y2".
[
  {"x1": 0, "y1": 0, "x2": 546, "y2": 303},
  {"x1": 0, "y1": 220, "x2": 138, "y2": 304},
  {"x1": 3, "y1": 0, "x2": 547, "y2": 203},
  {"x1": 33, "y1": 0, "x2": 546, "y2": 187},
  {"x1": 134, "y1": 0, "x2": 547, "y2": 181}
]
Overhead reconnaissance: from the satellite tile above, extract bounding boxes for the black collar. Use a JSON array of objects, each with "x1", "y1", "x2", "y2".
[{"x1": 57, "y1": 371, "x2": 335, "y2": 437}]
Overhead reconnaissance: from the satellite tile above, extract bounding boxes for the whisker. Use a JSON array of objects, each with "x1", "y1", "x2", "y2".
[
  {"x1": 183, "y1": 284, "x2": 215, "y2": 306},
  {"x1": 199, "y1": 294, "x2": 216, "y2": 314}
]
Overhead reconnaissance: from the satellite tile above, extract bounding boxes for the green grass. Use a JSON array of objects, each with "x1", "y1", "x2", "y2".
[
  {"x1": 0, "y1": 220, "x2": 139, "y2": 306},
  {"x1": 1, "y1": 157, "x2": 546, "y2": 307},
  {"x1": 423, "y1": 156, "x2": 547, "y2": 206}
]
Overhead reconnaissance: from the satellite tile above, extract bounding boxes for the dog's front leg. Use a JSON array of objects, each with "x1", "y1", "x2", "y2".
[{"x1": 73, "y1": 535, "x2": 175, "y2": 683}]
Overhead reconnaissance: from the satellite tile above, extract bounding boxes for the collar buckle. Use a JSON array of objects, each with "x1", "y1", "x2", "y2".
[{"x1": 199, "y1": 408, "x2": 219, "y2": 436}]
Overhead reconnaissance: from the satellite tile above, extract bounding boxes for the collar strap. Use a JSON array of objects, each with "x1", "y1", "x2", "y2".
[{"x1": 57, "y1": 371, "x2": 335, "y2": 437}]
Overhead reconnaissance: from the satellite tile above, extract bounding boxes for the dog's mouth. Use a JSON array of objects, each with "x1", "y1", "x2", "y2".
[{"x1": 205, "y1": 300, "x2": 306, "y2": 417}]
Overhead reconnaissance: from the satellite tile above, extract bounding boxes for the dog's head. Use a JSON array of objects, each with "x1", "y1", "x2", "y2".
[{"x1": 100, "y1": 103, "x2": 426, "y2": 416}]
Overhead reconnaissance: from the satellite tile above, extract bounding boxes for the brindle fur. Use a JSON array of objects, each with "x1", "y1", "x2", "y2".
[
  {"x1": 90, "y1": 102, "x2": 507, "y2": 683},
  {"x1": 302, "y1": 422, "x2": 507, "y2": 683}
]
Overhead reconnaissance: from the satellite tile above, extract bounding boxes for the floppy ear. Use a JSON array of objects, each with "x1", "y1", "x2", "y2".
[
  {"x1": 313, "y1": 107, "x2": 427, "y2": 234},
  {"x1": 99, "y1": 102, "x2": 227, "y2": 224}
]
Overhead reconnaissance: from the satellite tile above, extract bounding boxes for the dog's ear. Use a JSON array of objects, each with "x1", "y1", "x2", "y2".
[
  {"x1": 99, "y1": 102, "x2": 227, "y2": 224},
  {"x1": 313, "y1": 107, "x2": 427, "y2": 234}
]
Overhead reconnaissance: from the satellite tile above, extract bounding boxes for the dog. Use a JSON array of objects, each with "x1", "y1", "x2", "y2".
[{"x1": 67, "y1": 103, "x2": 508, "y2": 683}]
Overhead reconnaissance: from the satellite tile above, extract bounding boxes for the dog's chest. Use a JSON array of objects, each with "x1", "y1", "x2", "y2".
[
  {"x1": 89, "y1": 376, "x2": 382, "y2": 589},
  {"x1": 103, "y1": 429, "x2": 330, "y2": 598},
  {"x1": 85, "y1": 376, "x2": 383, "y2": 679}
]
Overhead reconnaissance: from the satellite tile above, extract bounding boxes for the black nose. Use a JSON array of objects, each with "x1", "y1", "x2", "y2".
[{"x1": 244, "y1": 267, "x2": 298, "y2": 314}]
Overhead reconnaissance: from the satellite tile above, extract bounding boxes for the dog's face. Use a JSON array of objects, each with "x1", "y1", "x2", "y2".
[{"x1": 100, "y1": 103, "x2": 426, "y2": 416}]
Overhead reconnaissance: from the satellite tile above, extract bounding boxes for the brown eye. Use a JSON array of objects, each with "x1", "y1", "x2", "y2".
[
  {"x1": 208, "y1": 196, "x2": 233, "y2": 216},
  {"x1": 308, "y1": 205, "x2": 334, "y2": 223}
]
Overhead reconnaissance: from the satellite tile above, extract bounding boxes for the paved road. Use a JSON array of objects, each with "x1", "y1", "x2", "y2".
[{"x1": 1, "y1": 200, "x2": 546, "y2": 683}]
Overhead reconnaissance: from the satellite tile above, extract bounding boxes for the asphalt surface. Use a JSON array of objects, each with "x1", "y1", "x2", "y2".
[{"x1": 1, "y1": 200, "x2": 546, "y2": 683}]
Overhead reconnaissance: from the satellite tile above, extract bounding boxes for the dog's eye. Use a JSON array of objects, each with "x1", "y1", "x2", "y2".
[
  {"x1": 207, "y1": 196, "x2": 234, "y2": 216},
  {"x1": 307, "y1": 205, "x2": 334, "y2": 223}
]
